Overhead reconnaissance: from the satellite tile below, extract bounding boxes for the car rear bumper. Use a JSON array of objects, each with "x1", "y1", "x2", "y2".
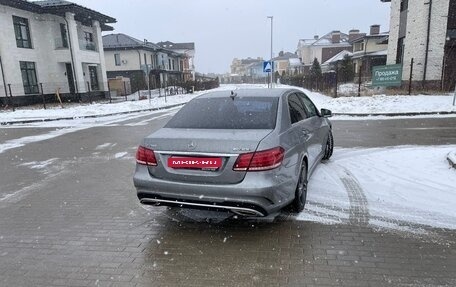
[{"x1": 133, "y1": 165, "x2": 296, "y2": 216}]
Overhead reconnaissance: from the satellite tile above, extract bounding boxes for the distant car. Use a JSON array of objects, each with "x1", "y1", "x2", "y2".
[{"x1": 133, "y1": 88, "x2": 333, "y2": 217}]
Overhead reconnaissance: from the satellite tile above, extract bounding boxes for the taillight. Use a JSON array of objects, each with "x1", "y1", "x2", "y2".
[
  {"x1": 136, "y1": 146, "x2": 157, "y2": 166},
  {"x1": 233, "y1": 147, "x2": 285, "y2": 171}
]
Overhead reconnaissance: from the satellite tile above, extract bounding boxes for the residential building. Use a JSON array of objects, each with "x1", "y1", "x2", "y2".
[
  {"x1": 103, "y1": 33, "x2": 188, "y2": 92},
  {"x1": 350, "y1": 25, "x2": 389, "y2": 82},
  {"x1": 230, "y1": 57, "x2": 263, "y2": 76},
  {"x1": 382, "y1": 0, "x2": 456, "y2": 90},
  {"x1": 273, "y1": 51, "x2": 303, "y2": 76},
  {"x1": 296, "y1": 31, "x2": 355, "y2": 69},
  {"x1": 321, "y1": 50, "x2": 353, "y2": 73},
  {"x1": 0, "y1": 0, "x2": 116, "y2": 106},
  {"x1": 157, "y1": 41, "x2": 195, "y2": 81},
  {"x1": 245, "y1": 61, "x2": 266, "y2": 82}
]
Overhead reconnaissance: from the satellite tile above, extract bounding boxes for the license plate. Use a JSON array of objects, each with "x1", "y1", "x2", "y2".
[{"x1": 168, "y1": 157, "x2": 222, "y2": 169}]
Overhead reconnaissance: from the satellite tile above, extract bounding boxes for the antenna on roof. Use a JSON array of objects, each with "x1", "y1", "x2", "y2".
[{"x1": 230, "y1": 90, "x2": 237, "y2": 100}]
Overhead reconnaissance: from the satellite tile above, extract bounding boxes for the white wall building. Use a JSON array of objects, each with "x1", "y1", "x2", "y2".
[
  {"x1": 103, "y1": 34, "x2": 189, "y2": 92},
  {"x1": 0, "y1": 0, "x2": 115, "y2": 106},
  {"x1": 382, "y1": 0, "x2": 456, "y2": 90}
]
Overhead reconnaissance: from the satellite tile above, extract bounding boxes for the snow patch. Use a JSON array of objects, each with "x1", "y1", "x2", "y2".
[
  {"x1": 95, "y1": 143, "x2": 116, "y2": 150},
  {"x1": 298, "y1": 145, "x2": 456, "y2": 230},
  {"x1": 19, "y1": 158, "x2": 59, "y2": 170},
  {"x1": 114, "y1": 152, "x2": 128, "y2": 159}
]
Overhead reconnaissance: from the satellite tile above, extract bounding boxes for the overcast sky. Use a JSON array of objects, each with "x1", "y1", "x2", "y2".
[{"x1": 71, "y1": 0, "x2": 391, "y2": 74}]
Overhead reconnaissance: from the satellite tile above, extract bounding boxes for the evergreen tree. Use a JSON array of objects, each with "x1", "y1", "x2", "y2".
[
  {"x1": 338, "y1": 54, "x2": 354, "y2": 83},
  {"x1": 310, "y1": 58, "x2": 322, "y2": 79},
  {"x1": 274, "y1": 71, "x2": 280, "y2": 83},
  {"x1": 310, "y1": 58, "x2": 322, "y2": 90}
]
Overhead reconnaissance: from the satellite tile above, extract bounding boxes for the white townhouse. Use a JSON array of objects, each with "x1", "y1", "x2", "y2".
[{"x1": 0, "y1": 0, "x2": 116, "y2": 106}]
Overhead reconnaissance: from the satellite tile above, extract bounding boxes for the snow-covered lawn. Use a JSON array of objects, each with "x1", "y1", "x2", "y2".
[
  {"x1": 0, "y1": 92, "x2": 200, "y2": 123},
  {"x1": 299, "y1": 145, "x2": 456, "y2": 231},
  {"x1": 312, "y1": 93, "x2": 456, "y2": 115},
  {"x1": 1, "y1": 84, "x2": 455, "y2": 123}
]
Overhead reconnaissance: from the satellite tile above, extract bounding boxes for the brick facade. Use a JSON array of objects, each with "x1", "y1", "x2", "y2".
[{"x1": 386, "y1": 0, "x2": 452, "y2": 89}]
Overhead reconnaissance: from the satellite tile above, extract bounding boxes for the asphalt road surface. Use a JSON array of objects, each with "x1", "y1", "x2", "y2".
[{"x1": 0, "y1": 112, "x2": 455, "y2": 287}]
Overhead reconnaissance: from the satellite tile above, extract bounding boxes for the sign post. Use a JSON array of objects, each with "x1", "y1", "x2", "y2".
[
  {"x1": 263, "y1": 61, "x2": 273, "y2": 88},
  {"x1": 372, "y1": 64, "x2": 403, "y2": 87}
]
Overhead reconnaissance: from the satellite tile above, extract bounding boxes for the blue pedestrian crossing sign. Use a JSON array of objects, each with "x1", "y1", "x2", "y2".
[{"x1": 263, "y1": 61, "x2": 273, "y2": 73}]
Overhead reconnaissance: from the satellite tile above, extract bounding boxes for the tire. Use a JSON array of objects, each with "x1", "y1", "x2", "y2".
[
  {"x1": 322, "y1": 130, "x2": 334, "y2": 160},
  {"x1": 291, "y1": 161, "x2": 308, "y2": 213}
]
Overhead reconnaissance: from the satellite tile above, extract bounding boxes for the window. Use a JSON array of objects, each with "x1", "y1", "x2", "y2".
[
  {"x1": 84, "y1": 32, "x2": 93, "y2": 43},
  {"x1": 83, "y1": 32, "x2": 95, "y2": 51},
  {"x1": 151, "y1": 55, "x2": 154, "y2": 68},
  {"x1": 298, "y1": 93, "x2": 318, "y2": 117},
  {"x1": 20, "y1": 61, "x2": 39, "y2": 94},
  {"x1": 396, "y1": 37, "x2": 405, "y2": 64},
  {"x1": 60, "y1": 23, "x2": 68, "y2": 48},
  {"x1": 88, "y1": 66, "x2": 99, "y2": 91},
  {"x1": 114, "y1": 54, "x2": 121, "y2": 66},
  {"x1": 168, "y1": 59, "x2": 172, "y2": 70},
  {"x1": 354, "y1": 42, "x2": 364, "y2": 52},
  {"x1": 13, "y1": 16, "x2": 32, "y2": 48},
  {"x1": 165, "y1": 97, "x2": 279, "y2": 129},
  {"x1": 172, "y1": 60, "x2": 175, "y2": 71},
  {"x1": 288, "y1": 94, "x2": 307, "y2": 124},
  {"x1": 400, "y1": 0, "x2": 408, "y2": 12}
]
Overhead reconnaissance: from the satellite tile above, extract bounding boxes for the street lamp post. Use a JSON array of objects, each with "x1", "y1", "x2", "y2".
[{"x1": 267, "y1": 16, "x2": 273, "y2": 89}]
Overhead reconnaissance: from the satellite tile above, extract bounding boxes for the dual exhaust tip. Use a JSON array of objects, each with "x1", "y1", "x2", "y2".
[{"x1": 140, "y1": 198, "x2": 265, "y2": 217}]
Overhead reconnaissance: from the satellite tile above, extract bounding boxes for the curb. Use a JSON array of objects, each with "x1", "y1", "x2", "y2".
[
  {"x1": 333, "y1": 111, "x2": 456, "y2": 117},
  {"x1": 448, "y1": 152, "x2": 456, "y2": 169},
  {"x1": 0, "y1": 102, "x2": 186, "y2": 126}
]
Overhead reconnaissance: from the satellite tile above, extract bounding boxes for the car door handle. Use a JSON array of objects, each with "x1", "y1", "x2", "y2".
[{"x1": 301, "y1": 128, "x2": 310, "y2": 135}]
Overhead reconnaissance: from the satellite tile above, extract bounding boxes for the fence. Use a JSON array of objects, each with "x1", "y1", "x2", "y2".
[
  {"x1": 1, "y1": 78, "x2": 220, "y2": 110},
  {"x1": 0, "y1": 81, "x2": 111, "y2": 110}
]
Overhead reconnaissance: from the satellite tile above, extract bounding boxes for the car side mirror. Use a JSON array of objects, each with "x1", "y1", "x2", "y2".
[{"x1": 320, "y1": 108, "x2": 332, "y2": 118}]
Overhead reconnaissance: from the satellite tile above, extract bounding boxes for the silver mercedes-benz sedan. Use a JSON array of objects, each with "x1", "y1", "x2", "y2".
[{"x1": 133, "y1": 88, "x2": 333, "y2": 217}]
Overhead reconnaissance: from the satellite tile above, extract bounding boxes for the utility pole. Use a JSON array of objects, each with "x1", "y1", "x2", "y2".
[{"x1": 267, "y1": 16, "x2": 273, "y2": 89}]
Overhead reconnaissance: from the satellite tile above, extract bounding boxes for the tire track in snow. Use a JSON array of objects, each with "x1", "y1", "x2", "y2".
[{"x1": 336, "y1": 166, "x2": 370, "y2": 226}]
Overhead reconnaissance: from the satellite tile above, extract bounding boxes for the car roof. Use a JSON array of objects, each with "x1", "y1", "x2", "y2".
[{"x1": 197, "y1": 88, "x2": 297, "y2": 99}]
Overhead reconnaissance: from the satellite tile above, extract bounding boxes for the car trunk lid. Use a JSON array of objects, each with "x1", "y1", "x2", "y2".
[{"x1": 143, "y1": 128, "x2": 272, "y2": 184}]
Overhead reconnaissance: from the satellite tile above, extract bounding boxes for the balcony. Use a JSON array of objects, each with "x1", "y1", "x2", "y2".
[{"x1": 79, "y1": 41, "x2": 97, "y2": 52}]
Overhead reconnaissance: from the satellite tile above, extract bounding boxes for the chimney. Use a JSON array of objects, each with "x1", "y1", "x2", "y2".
[
  {"x1": 370, "y1": 25, "x2": 380, "y2": 35},
  {"x1": 279, "y1": 51, "x2": 284, "y2": 57},
  {"x1": 314, "y1": 35, "x2": 319, "y2": 40},
  {"x1": 332, "y1": 31, "x2": 341, "y2": 44},
  {"x1": 349, "y1": 29, "x2": 360, "y2": 42},
  {"x1": 144, "y1": 39, "x2": 148, "y2": 44}
]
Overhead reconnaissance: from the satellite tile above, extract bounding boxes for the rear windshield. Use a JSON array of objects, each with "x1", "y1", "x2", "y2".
[{"x1": 165, "y1": 96, "x2": 279, "y2": 129}]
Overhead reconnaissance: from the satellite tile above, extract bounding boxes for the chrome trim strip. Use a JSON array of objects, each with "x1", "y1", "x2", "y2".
[
  {"x1": 155, "y1": 151, "x2": 237, "y2": 157},
  {"x1": 140, "y1": 198, "x2": 265, "y2": 217}
]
